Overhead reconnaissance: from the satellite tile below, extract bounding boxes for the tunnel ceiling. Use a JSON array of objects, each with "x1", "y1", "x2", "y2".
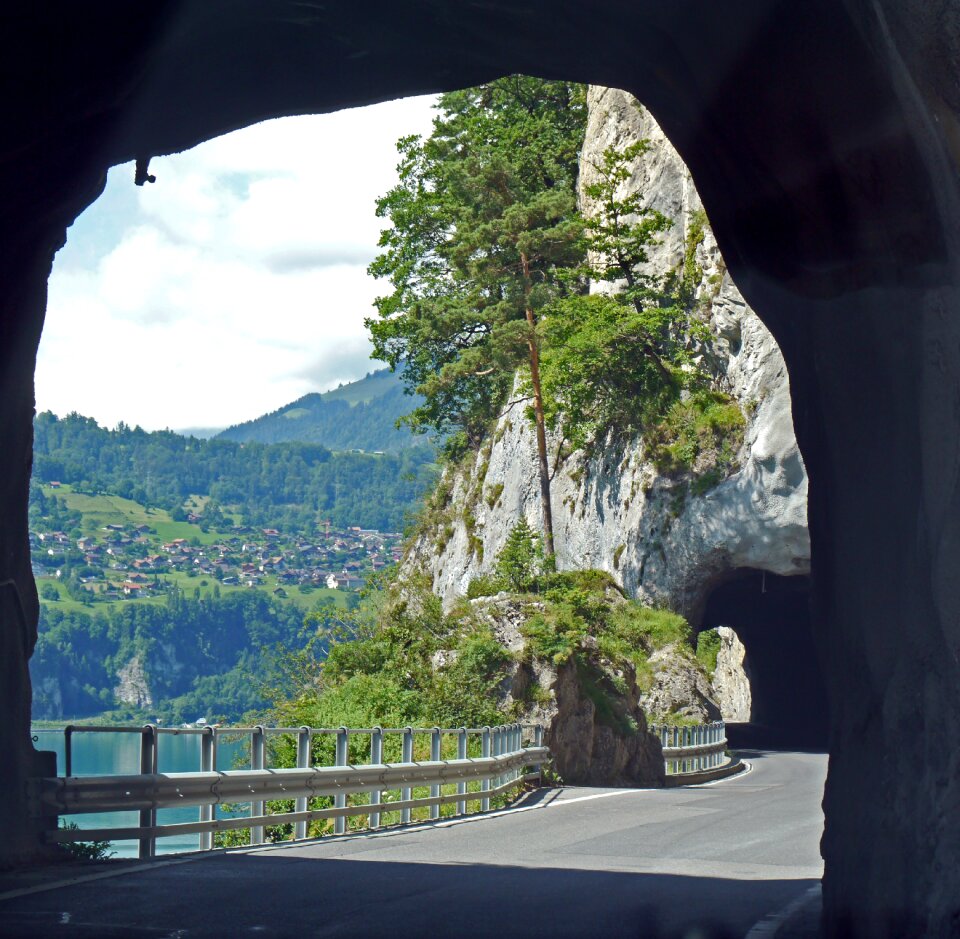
[{"x1": 3, "y1": 0, "x2": 953, "y2": 320}]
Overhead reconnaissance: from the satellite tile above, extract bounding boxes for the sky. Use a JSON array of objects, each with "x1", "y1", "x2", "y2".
[{"x1": 37, "y1": 95, "x2": 439, "y2": 433}]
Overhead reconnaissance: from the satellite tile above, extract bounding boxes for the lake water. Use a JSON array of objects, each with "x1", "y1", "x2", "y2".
[{"x1": 32, "y1": 728, "x2": 248, "y2": 858}]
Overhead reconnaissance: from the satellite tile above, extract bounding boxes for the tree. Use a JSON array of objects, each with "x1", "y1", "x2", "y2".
[
  {"x1": 538, "y1": 141, "x2": 710, "y2": 450},
  {"x1": 367, "y1": 76, "x2": 588, "y2": 558},
  {"x1": 494, "y1": 518, "x2": 544, "y2": 592}
]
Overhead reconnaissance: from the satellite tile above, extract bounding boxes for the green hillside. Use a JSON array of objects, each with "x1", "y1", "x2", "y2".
[
  {"x1": 319, "y1": 369, "x2": 401, "y2": 406},
  {"x1": 217, "y1": 369, "x2": 430, "y2": 451},
  {"x1": 33, "y1": 410, "x2": 437, "y2": 533}
]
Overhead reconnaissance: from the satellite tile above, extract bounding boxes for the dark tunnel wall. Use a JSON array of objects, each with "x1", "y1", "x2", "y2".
[
  {"x1": 2, "y1": 3, "x2": 960, "y2": 935},
  {"x1": 699, "y1": 572, "x2": 828, "y2": 749}
]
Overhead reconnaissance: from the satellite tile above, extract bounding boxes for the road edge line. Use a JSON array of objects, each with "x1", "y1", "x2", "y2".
[{"x1": 745, "y1": 884, "x2": 822, "y2": 938}]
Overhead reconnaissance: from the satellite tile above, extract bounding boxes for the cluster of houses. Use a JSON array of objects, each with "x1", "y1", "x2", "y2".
[{"x1": 31, "y1": 521, "x2": 404, "y2": 602}]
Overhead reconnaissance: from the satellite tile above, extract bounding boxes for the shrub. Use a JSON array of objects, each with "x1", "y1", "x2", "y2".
[
  {"x1": 58, "y1": 821, "x2": 114, "y2": 861},
  {"x1": 606, "y1": 603, "x2": 690, "y2": 651},
  {"x1": 466, "y1": 575, "x2": 500, "y2": 599},
  {"x1": 646, "y1": 390, "x2": 746, "y2": 491},
  {"x1": 696, "y1": 627, "x2": 722, "y2": 678}
]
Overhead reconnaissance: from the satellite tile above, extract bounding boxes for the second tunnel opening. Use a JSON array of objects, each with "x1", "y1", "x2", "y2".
[{"x1": 698, "y1": 570, "x2": 828, "y2": 750}]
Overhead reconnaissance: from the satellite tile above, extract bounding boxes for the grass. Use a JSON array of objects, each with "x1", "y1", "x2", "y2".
[
  {"x1": 48, "y1": 484, "x2": 221, "y2": 545},
  {"x1": 645, "y1": 391, "x2": 746, "y2": 492},
  {"x1": 37, "y1": 571, "x2": 349, "y2": 613},
  {"x1": 695, "y1": 628, "x2": 722, "y2": 678}
]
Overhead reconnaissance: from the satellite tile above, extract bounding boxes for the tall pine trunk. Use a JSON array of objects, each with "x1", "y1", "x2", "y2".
[{"x1": 521, "y1": 252, "x2": 555, "y2": 559}]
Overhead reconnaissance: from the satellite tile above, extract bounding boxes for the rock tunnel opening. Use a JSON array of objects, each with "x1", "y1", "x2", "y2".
[{"x1": 697, "y1": 570, "x2": 828, "y2": 750}]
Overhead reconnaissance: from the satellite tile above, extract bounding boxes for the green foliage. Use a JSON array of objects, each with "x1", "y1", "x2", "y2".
[
  {"x1": 494, "y1": 518, "x2": 544, "y2": 592},
  {"x1": 465, "y1": 574, "x2": 500, "y2": 599},
  {"x1": 575, "y1": 659, "x2": 637, "y2": 736},
  {"x1": 645, "y1": 390, "x2": 746, "y2": 492},
  {"x1": 269, "y1": 575, "x2": 511, "y2": 732},
  {"x1": 39, "y1": 582, "x2": 60, "y2": 601},
  {"x1": 696, "y1": 627, "x2": 723, "y2": 678},
  {"x1": 32, "y1": 411, "x2": 437, "y2": 533},
  {"x1": 605, "y1": 603, "x2": 691, "y2": 652},
  {"x1": 485, "y1": 482, "x2": 504, "y2": 508},
  {"x1": 518, "y1": 567, "x2": 687, "y2": 675},
  {"x1": 537, "y1": 142, "x2": 710, "y2": 450},
  {"x1": 58, "y1": 821, "x2": 114, "y2": 861},
  {"x1": 367, "y1": 77, "x2": 588, "y2": 453},
  {"x1": 30, "y1": 589, "x2": 332, "y2": 724}
]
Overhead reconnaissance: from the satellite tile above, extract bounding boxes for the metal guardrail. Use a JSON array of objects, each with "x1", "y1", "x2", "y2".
[
  {"x1": 30, "y1": 723, "x2": 548, "y2": 859},
  {"x1": 649, "y1": 721, "x2": 728, "y2": 775}
]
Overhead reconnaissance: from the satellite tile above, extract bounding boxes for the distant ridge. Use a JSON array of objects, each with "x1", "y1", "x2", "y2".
[{"x1": 217, "y1": 369, "x2": 428, "y2": 452}]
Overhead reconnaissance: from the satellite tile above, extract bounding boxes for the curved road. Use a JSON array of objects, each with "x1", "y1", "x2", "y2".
[{"x1": 0, "y1": 751, "x2": 825, "y2": 939}]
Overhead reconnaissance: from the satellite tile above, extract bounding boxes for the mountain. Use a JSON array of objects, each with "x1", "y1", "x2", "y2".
[{"x1": 216, "y1": 369, "x2": 428, "y2": 452}]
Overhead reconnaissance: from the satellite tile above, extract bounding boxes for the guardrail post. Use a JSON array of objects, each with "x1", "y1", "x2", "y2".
[
  {"x1": 429, "y1": 727, "x2": 441, "y2": 820},
  {"x1": 369, "y1": 726, "x2": 383, "y2": 830},
  {"x1": 334, "y1": 727, "x2": 348, "y2": 835},
  {"x1": 401, "y1": 727, "x2": 413, "y2": 825},
  {"x1": 64, "y1": 725, "x2": 74, "y2": 777},
  {"x1": 294, "y1": 726, "x2": 311, "y2": 841},
  {"x1": 199, "y1": 727, "x2": 217, "y2": 851},
  {"x1": 533, "y1": 723, "x2": 544, "y2": 784},
  {"x1": 481, "y1": 726, "x2": 491, "y2": 812},
  {"x1": 250, "y1": 726, "x2": 266, "y2": 846},
  {"x1": 139, "y1": 724, "x2": 157, "y2": 859},
  {"x1": 456, "y1": 727, "x2": 467, "y2": 816}
]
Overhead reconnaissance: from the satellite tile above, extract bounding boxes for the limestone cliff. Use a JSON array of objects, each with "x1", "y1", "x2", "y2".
[
  {"x1": 406, "y1": 88, "x2": 809, "y2": 624},
  {"x1": 113, "y1": 656, "x2": 153, "y2": 709}
]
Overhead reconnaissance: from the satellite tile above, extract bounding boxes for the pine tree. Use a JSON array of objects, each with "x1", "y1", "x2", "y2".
[
  {"x1": 367, "y1": 77, "x2": 588, "y2": 559},
  {"x1": 494, "y1": 518, "x2": 543, "y2": 592}
]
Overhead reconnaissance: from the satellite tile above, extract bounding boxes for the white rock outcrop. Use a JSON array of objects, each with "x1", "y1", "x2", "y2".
[
  {"x1": 407, "y1": 87, "x2": 809, "y2": 621},
  {"x1": 113, "y1": 655, "x2": 153, "y2": 709},
  {"x1": 712, "y1": 626, "x2": 752, "y2": 721}
]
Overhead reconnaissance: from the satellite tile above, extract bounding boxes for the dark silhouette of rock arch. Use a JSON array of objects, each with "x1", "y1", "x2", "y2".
[{"x1": 2, "y1": 3, "x2": 959, "y2": 935}]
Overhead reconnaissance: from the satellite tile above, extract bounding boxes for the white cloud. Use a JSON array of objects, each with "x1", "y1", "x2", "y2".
[{"x1": 37, "y1": 95, "x2": 438, "y2": 431}]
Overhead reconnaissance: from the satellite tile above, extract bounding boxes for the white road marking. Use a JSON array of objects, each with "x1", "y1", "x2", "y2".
[{"x1": 745, "y1": 884, "x2": 822, "y2": 938}]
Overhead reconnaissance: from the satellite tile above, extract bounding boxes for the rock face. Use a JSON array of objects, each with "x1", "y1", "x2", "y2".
[
  {"x1": 409, "y1": 89, "x2": 809, "y2": 622},
  {"x1": 113, "y1": 656, "x2": 153, "y2": 709},
  {"x1": 712, "y1": 627, "x2": 752, "y2": 722},
  {"x1": 467, "y1": 594, "x2": 665, "y2": 787},
  {"x1": 638, "y1": 644, "x2": 721, "y2": 724}
]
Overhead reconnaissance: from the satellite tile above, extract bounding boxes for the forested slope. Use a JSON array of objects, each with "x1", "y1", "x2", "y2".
[
  {"x1": 217, "y1": 370, "x2": 428, "y2": 451},
  {"x1": 33, "y1": 411, "x2": 436, "y2": 532}
]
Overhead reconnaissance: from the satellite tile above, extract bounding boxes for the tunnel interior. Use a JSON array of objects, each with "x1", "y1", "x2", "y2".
[{"x1": 698, "y1": 570, "x2": 828, "y2": 749}]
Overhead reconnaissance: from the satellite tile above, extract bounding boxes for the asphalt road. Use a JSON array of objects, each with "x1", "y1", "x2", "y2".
[{"x1": 0, "y1": 750, "x2": 826, "y2": 939}]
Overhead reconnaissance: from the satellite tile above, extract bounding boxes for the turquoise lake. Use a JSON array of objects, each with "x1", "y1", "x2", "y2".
[{"x1": 32, "y1": 728, "x2": 248, "y2": 858}]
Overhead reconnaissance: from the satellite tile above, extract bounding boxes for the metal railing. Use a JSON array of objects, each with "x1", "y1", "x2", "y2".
[
  {"x1": 649, "y1": 721, "x2": 728, "y2": 775},
  {"x1": 31, "y1": 723, "x2": 548, "y2": 858}
]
